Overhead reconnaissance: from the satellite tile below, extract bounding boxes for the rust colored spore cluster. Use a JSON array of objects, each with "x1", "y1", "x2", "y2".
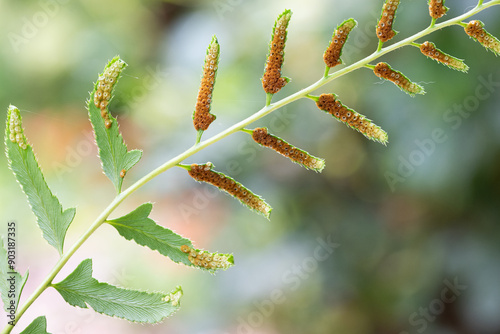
[
  {"x1": 465, "y1": 20, "x2": 500, "y2": 56},
  {"x1": 324, "y1": 19, "x2": 357, "y2": 68},
  {"x1": 429, "y1": 0, "x2": 447, "y2": 19},
  {"x1": 420, "y1": 41, "x2": 468, "y2": 72},
  {"x1": 194, "y1": 37, "x2": 219, "y2": 131},
  {"x1": 316, "y1": 94, "x2": 388, "y2": 144},
  {"x1": 376, "y1": 0, "x2": 400, "y2": 42},
  {"x1": 94, "y1": 59, "x2": 125, "y2": 129},
  {"x1": 188, "y1": 163, "x2": 271, "y2": 217},
  {"x1": 373, "y1": 62, "x2": 424, "y2": 96},
  {"x1": 252, "y1": 128, "x2": 325, "y2": 171},
  {"x1": 262, "y1": 10, "x2": 292, "y2": 94},
  {"x1": 180, "y1": 245, "x2": 231, "y2": 270}
]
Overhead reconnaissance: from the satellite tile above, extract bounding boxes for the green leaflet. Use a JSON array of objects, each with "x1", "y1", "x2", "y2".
[
  {"x1": 106, "y1": 203, "x2": 234, "y2": 272},
  {"x1": 19, "y1": 316, "x2": 51, "y2": 334},
  {"x1": 5, "y1": 106, "x2": 76, "y2": 254},
  {"x1": 87, "y1": 57, "x2": 142, "y2": 193},
  {"x1": 107, "y1": 203, "x2": 192, "y2": 266},
  {"x1": 52, "y1": 259, "x2": 182, "y2": 324},
  {"x1": 0, "y1": 238, "x2": 29, "y2": 315}
]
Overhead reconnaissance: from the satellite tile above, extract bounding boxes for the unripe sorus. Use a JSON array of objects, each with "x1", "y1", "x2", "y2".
[{"x1": 7, "y1": 105, "x2": 28, "y2": 150}]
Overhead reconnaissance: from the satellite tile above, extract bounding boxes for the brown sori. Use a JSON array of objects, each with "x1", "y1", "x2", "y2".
[
  {"x1": 464, "y1": 20, "x2": 500, "y2": 56},
  {"x1": 324, "y1": 19, "x2": 357, "y2": 68},
  {"x1": 428, "y1": 0, "x2": 448, "y2": 19},
  {"x1": 262, "y1": 9, "x2": 292, "y2": 94},
  {"x1": 193, "y1": 36, "x2": 220, "y2": 131},
  {"x1": 252, "y1": 128, "x2": 325, "y2": 172},
  {"x1": 420, "y1": 41, "x2": 468, "y2": 72},
  {"x1": 373, "y1": 62, "x2": 425, "y2": 97},
  {"x1": 376, "y1": 0, "x2": 400, "y2": 43},
  {"x1": 188, "y1": 163, "x2": 272, "y2": 218},
  {"x1": 316, "y1": 94, "x2": 388, "y2": 145}
]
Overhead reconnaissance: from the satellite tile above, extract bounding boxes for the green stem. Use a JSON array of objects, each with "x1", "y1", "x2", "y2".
[
  {"x1": 305, "y1": 94, "x2": 319, "y2": 102},
  {"x1": 324, "y1": 66, "x2": 330, "y2": 78},
  {"x1": 176, "y1": 164, "x2": 191, "y2": 171},
  {"x1": 240, "y1": 128, "x2": 254, "y2": 134},
  {"x1": 430, "y1": 18, "x2": 437, "y2": 28},
  {"x1": 377, "y1": 39, "x2": 384, "y2": 52},
  {"x1": 195, "y1": 130, "x2": 203, "y2": 145},
  {"x1": 4, "y1": 1, "x2": 499, "y2": 332},
  {"x1": 265, "y1": 93, "x2": 273, "y2": 106}
]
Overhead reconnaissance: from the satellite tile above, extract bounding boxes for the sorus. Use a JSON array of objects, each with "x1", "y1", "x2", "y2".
[
  {"x1": 182, "y1": 245, "x2": 233, "y2": 271},
  {"x1": 376, "y1": 0, "x2": 400, "y2": 42},
  {"x1": 315, "y1": 94, "x2": 388, "y2": 145},
  {"x1": 464, "y1": 20, "x2": 500, "y2": 56},
  {"x1": 420, "y1": 41, "x2": 468, "y2": 72},
  {"x1": 373, "y1": 62, "x2": 425, "y2": 97},
  {"x1": 7, "y1": 105, "x2": 28, "y2": 150},
  {"x1": 428, "y1": 0, "x2": 448, "y2": 19},
  {"x1": 93, "y1": 59, "x2": 126, "y2": 115},
  {"x1": 188, "y1": 163, "x2": 272, "y2": 219},
  {"x1": 193, "y1": 36, "x2": 220, "y2": 131},
  {"x1": 324, "y1": 19, "x2": 357, "y2": 68},
  {"x1": 262, "y1": 9, "x2": 292, "y2": 94},
  {"x1": 252, "y1": 128, "x2": 325, "y2": 171}
]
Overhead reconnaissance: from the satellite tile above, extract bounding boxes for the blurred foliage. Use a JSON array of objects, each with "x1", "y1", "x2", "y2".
[{"x1": 1, "y1": 0, "x2": 499, "y2": 333}]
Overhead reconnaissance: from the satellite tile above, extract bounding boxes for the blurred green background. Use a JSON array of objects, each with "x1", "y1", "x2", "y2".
[{"x1": 1, "y1": 0, "x2": 500, "y2": 333}]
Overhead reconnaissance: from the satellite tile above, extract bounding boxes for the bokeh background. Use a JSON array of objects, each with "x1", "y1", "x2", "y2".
[{"x1": 1, "y1": 0, "x2": 499, "y2": 333}]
